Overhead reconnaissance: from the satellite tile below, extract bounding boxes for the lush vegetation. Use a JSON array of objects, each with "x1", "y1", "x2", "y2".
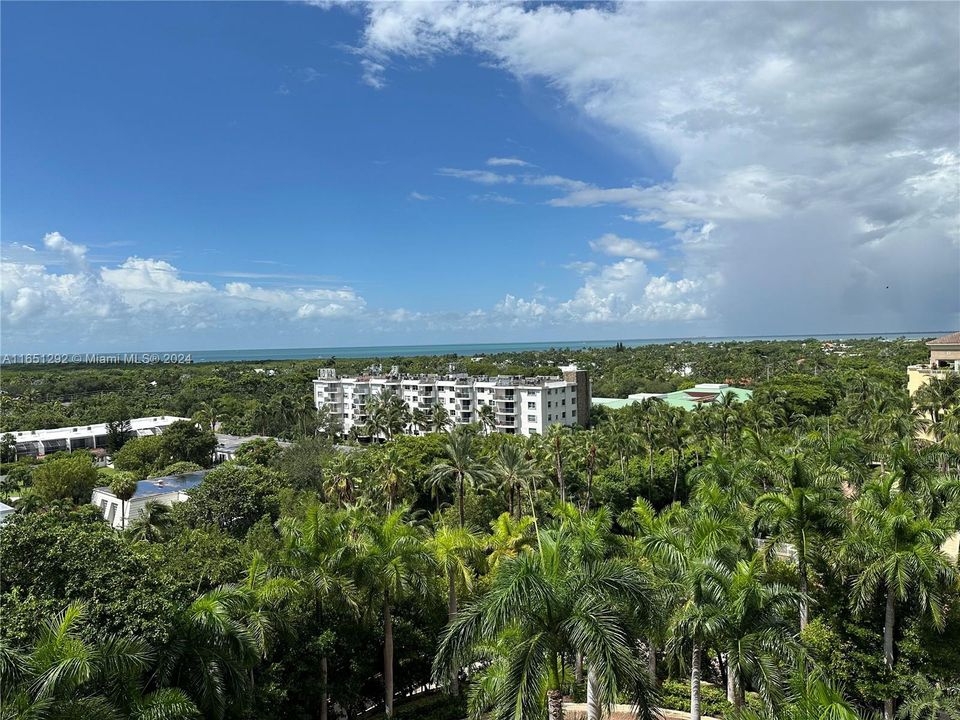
[{"x1": 2, "y1": 338, "x2": 958, "y2": 720}]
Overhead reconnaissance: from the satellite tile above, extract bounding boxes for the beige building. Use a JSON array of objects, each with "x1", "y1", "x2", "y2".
[{"x1": 907, "y1": 331, "x2": 960, "y2": 395}]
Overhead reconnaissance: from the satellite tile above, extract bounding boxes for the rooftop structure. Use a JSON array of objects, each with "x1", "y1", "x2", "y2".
[
  {"x1": 313, "y1": 365, "x2": 590, "y2": 437},
  {"x1": 214, "y1": 433, "x2": 292, "y2": 463},
  {"x1": 8, "y1": 416, "x2": 189, "y2": 460},
  {"x1": 593, "y1": 383, "x2": 753, "y2": 411},
  {"x1": 907, "y1": 331, "x2": 960, "y2": 395},
  {"x1": 91, "y1": 469, "x2": 210, "y2": 529}
]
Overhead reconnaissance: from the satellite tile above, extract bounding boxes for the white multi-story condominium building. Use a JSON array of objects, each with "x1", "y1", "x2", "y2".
[{"x1": 314, "y1": 365, "x2": 590, "y2": 437}]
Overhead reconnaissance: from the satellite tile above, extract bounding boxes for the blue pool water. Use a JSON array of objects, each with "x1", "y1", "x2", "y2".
[{"x1": 132, "y1": 470, "x2": 210, "y2": 498}]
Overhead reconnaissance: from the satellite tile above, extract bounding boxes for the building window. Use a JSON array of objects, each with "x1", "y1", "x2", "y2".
[
  {"x1": 562, "y1": 412, "x2": 566, "y2": 418},
  {"x1": 527, "y1": 415, "x2": 536, "y2": 422},
  {"x1": 547, "y1": 401, "x2": 552, "y2": 408},
  {"x1": 562, "y1": 399, "x2": 566, "y2": 405},
  {"x1": 572, "y1": 410, "x2": 577, "y2": 417},
  {"x1": 527, "y1": 402, "x2": 536, "y2": 409}
]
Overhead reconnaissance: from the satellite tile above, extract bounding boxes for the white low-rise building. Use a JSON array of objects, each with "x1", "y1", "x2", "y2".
[
  {"x1": 9, "y1": 416, "x2": 189, "y2": 460},
  {"x1": 314, "y1": 365, "x2": 590, "y2": 437},
  {"x1": 91, "y1": 469, "x2": 210, "y2": 530}
]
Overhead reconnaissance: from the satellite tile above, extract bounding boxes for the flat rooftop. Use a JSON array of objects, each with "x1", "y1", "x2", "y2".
[
  {"x1": 12, "y1": 416, "x2": 189, "y2": 442},
  {"x1": 96, "y1": 469, "x2": 210, "y2": 500}
]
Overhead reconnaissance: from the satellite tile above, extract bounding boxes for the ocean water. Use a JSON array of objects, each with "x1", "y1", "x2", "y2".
[{"x1": 167, "y1": 332, "x2": 939, "y2": 363}]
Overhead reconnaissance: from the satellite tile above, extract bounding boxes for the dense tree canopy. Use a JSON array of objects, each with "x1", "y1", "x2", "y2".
[{"x1": 1, "y1": 338, "x2": 957, "y2": 720}]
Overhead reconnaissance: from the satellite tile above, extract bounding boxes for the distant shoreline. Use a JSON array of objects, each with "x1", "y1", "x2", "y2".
[{"x1": 3, "y1": 332, "x2": 940, "y2": 365}]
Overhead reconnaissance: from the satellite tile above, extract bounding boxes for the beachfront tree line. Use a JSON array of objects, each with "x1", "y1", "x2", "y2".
[{"x1": 2, "y1": 372, "x2": 959, "y2": 720}]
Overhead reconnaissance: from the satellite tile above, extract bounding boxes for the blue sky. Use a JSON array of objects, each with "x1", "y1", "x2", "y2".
[{"x1": 2, "y1": 2, "x2": 957, "y2": 352}]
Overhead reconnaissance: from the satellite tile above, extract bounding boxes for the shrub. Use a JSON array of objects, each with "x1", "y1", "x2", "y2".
[{"x1": 659, "y1": 679, "x2": 732, "y2": 717}]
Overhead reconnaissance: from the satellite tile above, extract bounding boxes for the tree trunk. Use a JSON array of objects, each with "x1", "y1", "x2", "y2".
[
  {"x1": 555, "y1": 443, "x2": 565, "y2": 504},
  {"x1": 727, "y1": 658, "x2": 742, "y2": 709},
  {"x1": 384, "y1": 601, "x2": 394, "y2": 717},
  {"x1": 575, "y1": 652, "x2": 583, "y2": 684},
  {"x1": 587, "y1": 663, "x2": 601, "y2": 720},
  {"x1": 458, "y1": 473, "x2": 465, "y2": 528},
  {"x1": 647, "y1": 639, "x2": 658, "y2": 686},
  {"x1": 884, "y1": 586, "x2": 896, "y2": 720},
  {"x1": 648, "y1": 447, "x2": 655, "y2": 491},
  {"x1": 320, "y1": 655, "x2": 329, "y2": 720},
  {"x1": 690, "y1": 642, "x2": 702, "y2": 720},
  {"x1": 672, "y1": 451, "x2": 680, "y2": 502},
  {"x1": 547, "y1": 688, "x2": 564, "y2": 720},
  {"x1": 448, "y1": 566, "x2": 460, "y2": 696},
  {"x1": 798, "y1": 553, "x2": 810, "y2": 631}
]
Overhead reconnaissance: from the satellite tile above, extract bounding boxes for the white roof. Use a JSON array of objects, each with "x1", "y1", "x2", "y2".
[
  {"x1": 11, "y1": 416, "x2": 190, "y2": 442},
  {"x1": 0, "y1": 502, "x2": 15, "y2": 514}
]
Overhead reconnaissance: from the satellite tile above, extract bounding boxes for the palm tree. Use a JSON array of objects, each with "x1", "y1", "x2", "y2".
[
  {"x1": 429, "y1": 523, "x2": 485, "y2": 695},
  {"x1": 735, "y1": 668, "x2": 866, "y2": 720},
  {"x1": 128, "y1": 499, "x2": 175, "y2": 542},
  {"x1": 717, "y1": 553, "x2": 799, "y2": 710},
  {"x1": 434, "y1": 522, "x2": 657, "y2": 720},
  {"x1": 656, "y1": 405, "x2": 688, "y2": 501},
  {"x1": 431, "y1": 402, "x2": 452, "y2": 433},
  {"x1": 348, "y1": 507, "x2": 435, "y2": 718},
  {"x1": 845, "y1": 474, "x2": 957, "y2": 720},
  {"x1": 377, "y1": 444, "x2": 410, "y2": 512},
  {"x1": 411, "y1": 407, "x2": 430, "y2": 435},
  {"x1": 156, "y1": 588, "x2": 258, "y2": 719},
  {"x1": 0, "y1": 602, "x2": 199, "y2": 720},
  {"x1": 109, "y1": 471, "x2": 139, "y2": 530},
  {"x1": 477, "y1": 403, "x2": 497, "y2": 435},
  {"x1": 279, "y1": 504, "x2": 357, "y2": 720},
  {"x1": 634, "y1": 398, "x2": 662, "y2": 492},
  {"x1": 491, "y1": 440, "x2": 540, "y2": 519},
  {"x1": 753, "y1": 453, "x2": 847, "y2": 630},
  {"x1": 640, "y1": 495, "x2": 746, "y2": 720},
  {"x1": 545, "y1": 424, "x2": 571, "y2": 504},
  {"x1": 601, "y1": 413, "x2": 635, "y2": 480},
  {"x1": 429, "y1": 427, "x2": 492, "y2": 527},
  {"x1": 486, "y1": 512, "x2": 535, "y2": 570}
]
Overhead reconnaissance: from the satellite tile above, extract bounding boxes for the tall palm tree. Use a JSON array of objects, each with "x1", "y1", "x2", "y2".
[
  {"x1": 347, "y1": 506, "x2": 435, "y2": 718},
  {"x1": 431, "y1": 402, "x2": 452, "y2": 433},
  {"x1": 545, "y1": 424, "x2": 571, "y2": 504},
  {"x1": 429, "y1": 427, "x2": 492, "y2": 527},
  {"x1": 601, "y1": 413, "x2": 635, "y2": 480},
  {"x1": 656, "y1": 405, "x2": 689, "y2": 501},
  {"x1": 377, "y1": 444, "x2": 410, "y2": 512},
  {"x1": 411, "y1": 407, "x2": 430, "y2": 435},
  {"x1": 0, "y1": 602, "x2": 198, "y2": 720},
  {"x1": 434, "y1": 523, "x2": 657, "y2": 720},
  {"x1": 429, "y1": 523, "x2": 485, "y2": 695},
  {"x1": 717, "y1": 553, "x2": 799, "y2": 710},
  {"x1": 845, "y1": 474, "x2": 957, "y2": 720},
  {"x1": 490, "y1": 440, "x2": 540, "y2": 519},
  {"x1": 477, "y1": 403, "x2": 497, "y2": 435},
  {"x1": 640, "y1": 495, "x2": 747, "y2": 720},
  {"x1": 753, "y1": 453, "x2": 847, "y2": 630},
  {"x1": 279, "y1": 504, "x2": 357, "y2": 720}
]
